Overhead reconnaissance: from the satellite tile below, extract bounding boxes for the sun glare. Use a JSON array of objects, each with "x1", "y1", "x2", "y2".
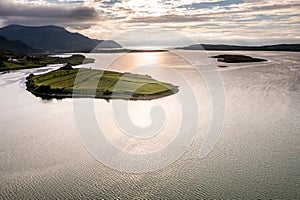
[{"x1": 135, "y1": 52, "x2": 161, "y2": 66}]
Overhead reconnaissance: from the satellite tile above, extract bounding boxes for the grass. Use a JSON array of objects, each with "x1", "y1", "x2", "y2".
[
  {"x1": 0, "y1": 54, "x2": 94, "y2": 71},
  {"x1": 26, "y1": 67, "x2": 179, "y2": 100}
]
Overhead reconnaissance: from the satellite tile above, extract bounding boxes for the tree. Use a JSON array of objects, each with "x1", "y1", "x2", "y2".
[
  {"x1": 0, "y1": 54, "x2": 6, "y2": 68},
  {"x1": 0, "y1": 61, "x2": 5, "y2": 68},
  {"x1": 36, "y1": 85, "x2": 51, "y2": 93}
]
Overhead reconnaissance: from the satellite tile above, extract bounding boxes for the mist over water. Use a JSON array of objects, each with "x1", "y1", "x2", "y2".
[{"x1": 0, "y1": 51, "x2": 299, "y2": 198}]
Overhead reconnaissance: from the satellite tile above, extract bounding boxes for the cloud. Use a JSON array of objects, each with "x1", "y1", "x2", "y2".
[
  {"x1": 101, "y1": 0, "x2": 121, "y2": 5},
  {"x1": 0, "y1": 0, "x2": 101, "y2": 29},
  {"x1": 128, "y1": 1, "x2": 300, "y2": 23},
  {"x1": 178, "y1": 0, "x2": 244, "y2": 10},
  {"x1": 0, "y1": 0, "x2": 299, "y2": 44}
]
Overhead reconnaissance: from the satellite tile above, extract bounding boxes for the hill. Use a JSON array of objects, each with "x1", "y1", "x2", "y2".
[
  {"x1": 96, "y1": 40, "x2": 122, "y2": 49},
  {"x1": 0, "y1": 25, "x2": 104, "y2": 53},
  {"x1": 179, "y1": 44, "x2": 300, "y2": 52},
  {"x1": 0, "y1": 35, "x2": 39, "y2": 53}
]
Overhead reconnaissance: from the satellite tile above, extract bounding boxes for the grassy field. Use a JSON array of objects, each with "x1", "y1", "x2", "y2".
[
  {"x1": 0, "y1": 53, "x2": 94, "y2": 71},
  {"x1": 26, "y1": 67, "x2": 179, "y2": 100}
]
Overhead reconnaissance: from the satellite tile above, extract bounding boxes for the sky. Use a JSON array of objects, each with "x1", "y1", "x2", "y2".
[{"x1": 0, "y1": 0, "x2": 299, "y2": 45}]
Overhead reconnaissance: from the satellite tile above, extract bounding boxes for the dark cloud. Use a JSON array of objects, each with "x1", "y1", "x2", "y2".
[
  {"x1": 0, "y1": 1, "x2": 100, "y2": 29},
  {"x1": 101, "y1": 0, "x2": 122, "y2": 5},
  {"x1": 178, "y1": 0, "x2": 244, "y2": 10},
  {"x1": 95, "y1": 0, "x2": 121, "y2": 8},
  {"x1": 253, "y1": 3, "x2": 300, "y2": 12}
]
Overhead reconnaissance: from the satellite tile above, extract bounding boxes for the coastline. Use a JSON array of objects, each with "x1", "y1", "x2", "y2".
[
  {"x1": 26, "y1": 87, "x2": 179, "y2": 101},
  {"x1": 0, "y1": 54, "x2": 94, "y2": 72}
]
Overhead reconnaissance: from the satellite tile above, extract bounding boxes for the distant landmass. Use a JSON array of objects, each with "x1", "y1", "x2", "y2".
[
  {"x1": 178, "y1": 44, "x2": 300, "y2": 52},
  {"x1": 0, "y1": 24, "x2": 121, "y2": 53},
  {"x1": 96, "y1": 40, "x2": 122, "y2": 49},
  {"x1": 1, "y1": 24, "x2": 299, "y2": 53},
  {"x1": 212, "y1": 54, "x2": 267, "y2": 63},
  {"x1": 0, "y1": 35, "x2": 39, "y2": 53}
]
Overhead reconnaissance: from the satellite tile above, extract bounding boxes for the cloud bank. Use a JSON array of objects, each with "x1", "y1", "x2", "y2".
[{"x1": 0, "y1": 0, "x2": 299, "y2": 45}]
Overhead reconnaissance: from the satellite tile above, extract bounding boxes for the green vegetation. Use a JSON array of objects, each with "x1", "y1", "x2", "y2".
[
  {"x1": 26, "y1": 67, "x2": 179, "y2": 100},
  {"x1": 0, "y1": 51, "x2": 94, "y2": 71},
  {"x1": 212, "y1": 54, "x2": 267, "y2": 63}
]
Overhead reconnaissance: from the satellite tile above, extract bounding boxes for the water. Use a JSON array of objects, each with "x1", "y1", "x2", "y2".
[{"x1": 0, "y1": 51, "x2": 299, "y2": 198}]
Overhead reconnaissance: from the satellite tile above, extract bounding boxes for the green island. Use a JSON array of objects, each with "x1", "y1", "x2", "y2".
[
  {"x1": 0, "y1": 51, "x2": 94, "y2": 71},
  {"x1": 26, "y1": 66, "x2": 179, "y2": 100},
  {"x1": 212, "y1": 54, "x2": 267, "y2": 63}
]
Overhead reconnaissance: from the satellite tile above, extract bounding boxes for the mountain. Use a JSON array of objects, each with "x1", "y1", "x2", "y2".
[
  {"x1": 0, "y1": 24, "x2": 106, "y2": 53},
  {"x1": 0, "y1": 35, "x2": 39, "y2": 53},
  {"x1": 96, "y1": 40, "x2": 122, "y2": 49},
  {"x1": 179, "y1": 44, "x2": 300, "y2": 52}
]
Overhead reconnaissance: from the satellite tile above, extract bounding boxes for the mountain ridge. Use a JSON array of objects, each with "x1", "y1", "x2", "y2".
[
  {"x1": 0, "y1": 24, "x2": 109, "y2": 53},
  {"x1": 179, "y1": 43, "x2": 300, "y2": 52},
  {"x1": 0, "y1": 35, "x2": 40, "y2": 53},
  {"x1": 1, "y1": 24, "x2": 299, "y2": 53}
]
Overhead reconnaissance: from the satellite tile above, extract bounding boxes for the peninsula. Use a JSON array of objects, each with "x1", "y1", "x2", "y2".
[
  {"x1": 26, "y1": 66, "x2": 179, "y2": 100},
  {"x1": 0, "y1": 52, "x2": 94, "y2": 71}
]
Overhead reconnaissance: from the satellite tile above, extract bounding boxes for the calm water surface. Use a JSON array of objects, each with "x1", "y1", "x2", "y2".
[{"x1": 0, "y1": 51, "x2": 299, "y2": 198}]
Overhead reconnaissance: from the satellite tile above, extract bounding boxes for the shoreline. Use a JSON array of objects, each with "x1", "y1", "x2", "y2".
[
  {"x1": 0, "y1": 53, "x2": 94, "y2": 72},
  {"x1": 27, "y1": 87, "x2": 179, "y2": 101}
]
